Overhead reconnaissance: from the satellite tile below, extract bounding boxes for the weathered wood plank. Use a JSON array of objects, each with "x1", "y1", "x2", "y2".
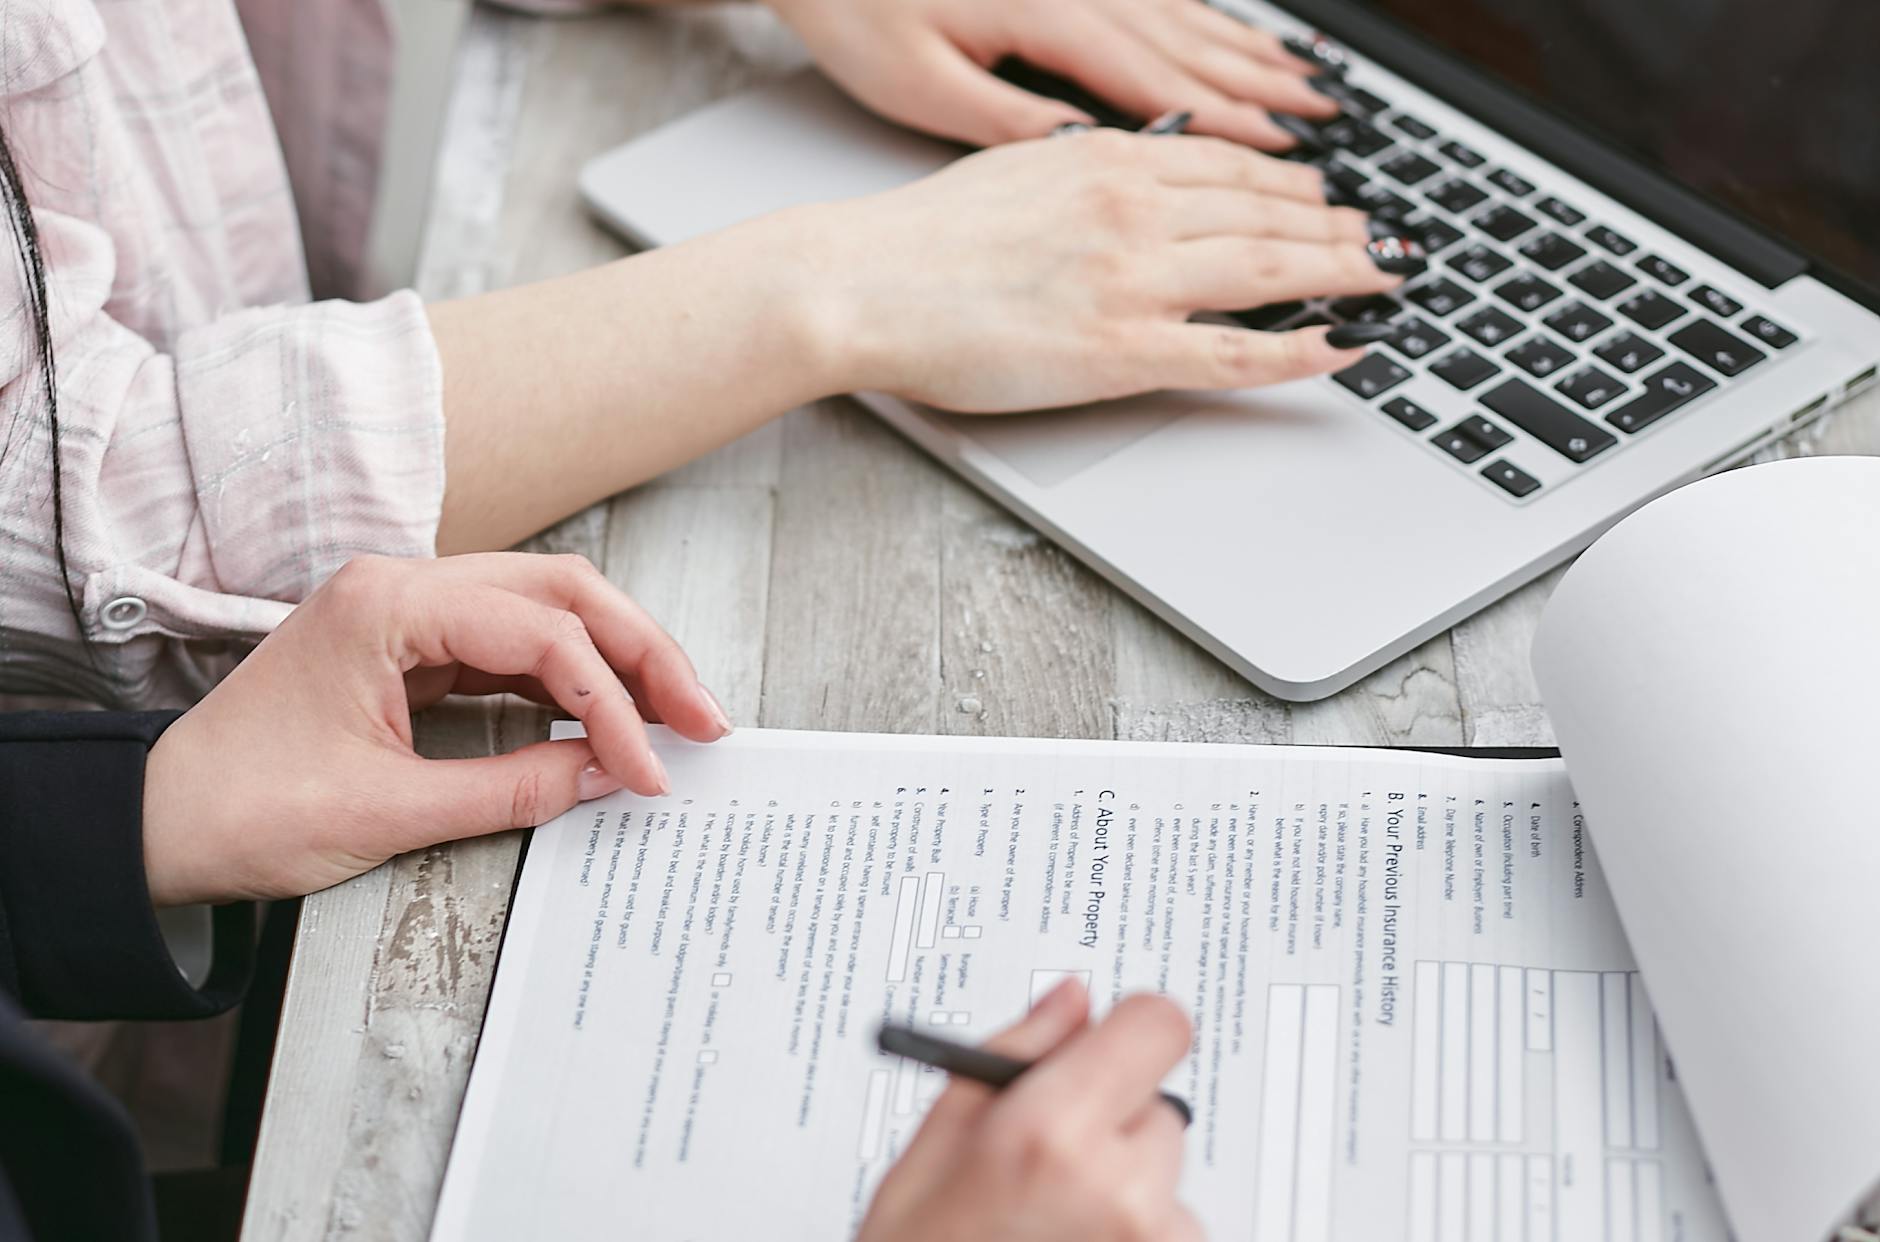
[
  {"x1": 321, "y1": 704, "x2": 539, "y2": 1239},
  {"x1": 1109, "y1": 595, "x2": 1464, "y2": 748},
  {"x1": 759, "y1": 400, "x2": 944, "y2": 734},
  {"x1": 602, "y1": 482, "x2": 775, "y2": 723},
  {"x1": 939, "y1": 484, "x2": 1115, "y2": 739},
  {"x1": 241, "y1": 864, "x2": 393, "y2": 1240}
]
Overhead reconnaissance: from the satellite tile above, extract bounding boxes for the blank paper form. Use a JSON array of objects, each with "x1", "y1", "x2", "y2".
[{"x1": 430, "y1": 729, "x2": 1733, "y2": 1242}]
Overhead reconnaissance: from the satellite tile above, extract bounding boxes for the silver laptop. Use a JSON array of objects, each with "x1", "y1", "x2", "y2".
[{"x1": 579, "y1": 0, "x2": 1880, "y2": 701}]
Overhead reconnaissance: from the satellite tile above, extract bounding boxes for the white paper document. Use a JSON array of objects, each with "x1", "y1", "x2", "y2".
[{"x1": 432, "y1": 730, "x2": 1730, "y2": 1242}]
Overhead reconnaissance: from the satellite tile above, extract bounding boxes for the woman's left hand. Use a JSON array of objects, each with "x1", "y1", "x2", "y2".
[
  {"x1": 767, "y1": 0, "x2": 1338, "y2": 150},
  {"x1": 141, "y1": 553, "x2": 732, "y2": 907}
]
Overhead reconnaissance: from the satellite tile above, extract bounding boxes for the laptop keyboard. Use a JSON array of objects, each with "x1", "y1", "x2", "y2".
[{"x1": 1217, "y1": 39, "x2": 1803, "y2": 502}]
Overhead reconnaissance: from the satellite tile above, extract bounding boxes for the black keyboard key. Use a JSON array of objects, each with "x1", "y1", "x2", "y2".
[
  {"x1": 1405, "y1": 215, "x2": 1464, "y2": 254},
  {"x1": 1742, "y1": 315, "x2": 1798, "y2": 349},
  {"x1": 1486, "y1": 168, "x2": 1536, "y2": 197},
  {"x1": 1321, "y1": 115, "x2": 1393, "y2": 157},
  {"x1": 1542, "y1": 301, "x2": 1613, "y2": 344},
  {"x1": 1592, "y1": 331, "x2": 1665, "y2": 374},
  {"x1": 1616, "y1": 289, "x2": 1686, "y2": 330},
  {"x1": 1636, "y1": 254, "x2": 1689, "y2": 286},
  {"x1": 1495, "y1": 272, "x2": 1564, "y2": 313},
  {"x1": 1378, "y1": 150, "x2": 1442, "y2": 185},
  {"x1": 1480, "y1": 378, "x2": 1618, "y2": 463},
  {"x1": 1331, "y1": 294, "x2": 1403, "y2": 323},
  {"x1": 1348, "y1": 86, "x2": 1393, "y2": 115},
  {"x1": 1390, "y1": 113, "x2": 1438, "y2": 141},
  {"x1": 1273, "y1": 113, "x2": 1333, "y2": 157},
  {"x1": 1385, "y1": 316, "x2": 1452, "y2": 360},
  {"x1": 1508, "y1": 335, "x2": 1574, "y2": 378},
  {"x1": 1405, "y1": 278, "x2": 1477, "y2": 317},
  {"x1": 1457, "y1": 306, "x2": 1522, "y2": 347},
  {"x1": 1324, "y1": 160, "x2": 1369, "y2": 199},
  {"x1": 1454, "y1": 415, "x2": 1512, "y2": 448},
  {"x1": 1482, "y1": 458, "x2": 1542, "y2": 497},
  {"x1": 1535, "y1": 196, "x2": 1586, "y2": 227},
  {"x1": 1555, "y1": 364, "x2": 1626, "y2": 409},
  {"x1": 1474, "y1": 204, "x2": 1537, "y2": 242},
  {"x1": 1433, "y1": 425, "x2": 1492, "y2": 463},
  {"x1": 1520, "y1": 232, "x2": 1587, "y2": 272},
  {"x1": 1689, "y1": 284, "x2": 1743, "y2": 318},
  {"x1": 1667, "y1": 319, "x2": 1766, "y2": 377},
  {"x1": 1606, "y1": 361, "x2": 1716, "y2": 433},
  {"x1": 1438, "y1": 140, "x2": 1486, "y2": 168},
  {"x1": 1357, "y1": 184, "x2": 1416, "y2": 221},
  {"x1": 1229, "y1": 301, "x2": 1306, "y2": 330},
  {"x1": 1430, "y1": 347, "x2": 1501, "y2": 390},
  {"x1": 1568, "y1": 259, "x2": 1637, "y2": 300},
  {"x1": 1332, "y1": 352, "x2": 1412, "y2": 399},
  {"x1": 1383, "y1": 396, "x2": 1438, "y2": 430},
  {"x1": 1315, "y1": 78, "x2": 1391, "y2": 115},
  {"x1": 1427, "y1": 178, "x2": 1489, "y2": 214},
  {"x1": 1586, "y1": 224, "x2": 1637, "y2": 256},
  {"x1": 1447, "y1": 243, "x2": 1514, "y2": 284}
]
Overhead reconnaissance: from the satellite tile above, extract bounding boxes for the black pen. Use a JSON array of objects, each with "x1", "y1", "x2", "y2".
[{"x1": 877, "y1": 1022, "x2": 1194, "y2": 1127}]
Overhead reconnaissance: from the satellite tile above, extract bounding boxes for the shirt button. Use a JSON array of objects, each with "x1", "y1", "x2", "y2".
[{"x1": 101, "y1": 596, "x2": 148, "y2": 630}]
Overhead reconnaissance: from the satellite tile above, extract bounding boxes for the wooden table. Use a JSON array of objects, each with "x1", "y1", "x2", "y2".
[{"x1": 239, "y1": 7, "x2": 1880, "y2": 1237}]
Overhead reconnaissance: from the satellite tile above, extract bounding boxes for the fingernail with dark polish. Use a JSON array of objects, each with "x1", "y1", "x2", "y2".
[
  {"x1": 1270, "y1": 113, "x2": 1327, "y2": 153},
  {"x1": 1326, "y1": 321, "x2": 1400, "y2": 349},
  {"x1": 1285, "y1": 33, "x2": 1349, "y2": 73},
  {"x1": 1308, "y1": 73, "x2": 1346, "y2": 99},
  {"x1": 1366, "y1": 235, "x2": 1428, "y2": 275},
  {"x1": 1139, "y1": 109, "x2": 1193, "y2": 135}
]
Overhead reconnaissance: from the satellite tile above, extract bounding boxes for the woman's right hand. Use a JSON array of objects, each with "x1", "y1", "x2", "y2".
[
  {"x1": 858, "y1": 980, "x2": 1199, "y2": 1242},
  {"x1": 749, "y1": 127, "x2": 1407, "y2": 413}
]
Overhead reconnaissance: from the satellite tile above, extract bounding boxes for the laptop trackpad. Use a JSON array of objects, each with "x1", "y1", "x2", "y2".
[{"x1": 931, "y1": 398, "x2": 1189, "y2": 489}]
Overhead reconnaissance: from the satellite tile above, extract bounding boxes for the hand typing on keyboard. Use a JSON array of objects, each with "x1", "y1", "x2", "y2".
[
  {"x1": 765, "y1": 0, "x2": 1339, "y2": 151},
  {"x1": 758, "y1": 128, "x2": 1409, "y2": 412}
]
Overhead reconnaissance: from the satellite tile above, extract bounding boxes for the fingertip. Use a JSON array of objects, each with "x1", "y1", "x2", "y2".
[
  {"x1": 1294, "y1": 91, "x2": 1343, "y2": 119},
  {"x1": 651, "y1": 684, "x2": 731, "y2": 744},
  {"x1": 1036, "y1": 973, "x2": 1089, "y2": 1017},
  {"x1": 1111, "y1": 992, "x2": 1194, "y2": 1053},
  {"x1": 1298, "y1": 324, "x2": 1369, "y2": 373},
  {"x1": 701, "y1": 685, "x2": 734, "y2": 738},
  {"x1": 576, "y1": 751, "x2": 625, "y2": 802},
  {"x1": 1333, "y1": 206, "x2": 1372, "y2": 243}
]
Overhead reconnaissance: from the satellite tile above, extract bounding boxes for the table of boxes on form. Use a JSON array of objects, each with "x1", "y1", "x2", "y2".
[{"x1": 1399, "y1": 962, "x2": 1668, "y2": 1242}]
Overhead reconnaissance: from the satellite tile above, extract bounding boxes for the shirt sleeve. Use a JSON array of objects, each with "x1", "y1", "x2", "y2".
[
  {"x1": 0, "y1": 202, "x2": 446, "y2": 707},
  {"x1": 0, "y1": 712, "x2": 254, "y2": 1022}
]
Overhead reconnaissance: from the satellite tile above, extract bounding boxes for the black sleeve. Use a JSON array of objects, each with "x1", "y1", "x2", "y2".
[{"x1": 0, "y1": 711, "x2": 254, "y2": 1021}]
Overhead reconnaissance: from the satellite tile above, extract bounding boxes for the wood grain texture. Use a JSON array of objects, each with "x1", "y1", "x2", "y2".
[
  {"x1": 242, "y1": 4, "x2": 1880, "y2": 1236},
  {"x1": 759, "y1": 401, "x2": 945, "y2": 734}
]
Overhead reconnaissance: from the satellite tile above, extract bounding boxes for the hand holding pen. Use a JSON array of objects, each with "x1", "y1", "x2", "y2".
[{"x1": 859, "y1": 979, "x2": 1200, "y2": 1242}]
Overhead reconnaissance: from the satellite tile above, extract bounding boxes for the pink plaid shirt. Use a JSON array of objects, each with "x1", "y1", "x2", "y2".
[{"x1": 0, "y1": 0, "x2": 455, "y2": 708}]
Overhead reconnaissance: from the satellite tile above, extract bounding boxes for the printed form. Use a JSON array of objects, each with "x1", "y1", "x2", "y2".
[{"x1": 431, "y1": 729, "x2": 1732, "y2": 1242}]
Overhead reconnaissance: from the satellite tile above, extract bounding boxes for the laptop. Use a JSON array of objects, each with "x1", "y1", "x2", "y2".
[{"x1": 578, "y1": 0, "x2": 1880, "y2": 701}]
